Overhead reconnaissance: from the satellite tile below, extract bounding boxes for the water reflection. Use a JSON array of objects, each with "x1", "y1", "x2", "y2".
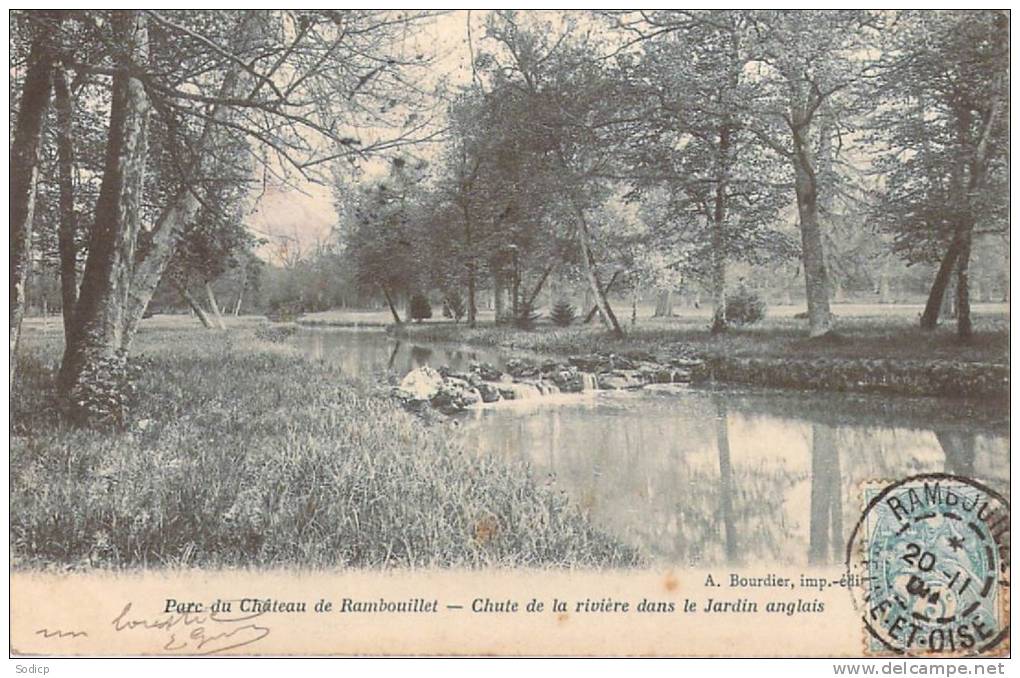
[
  {"x1": 460, "y1": 390, "x2": 1008, "y2": 567},
  {"x1": 292, "y1": 329, "x2": 1009, "y2": 568},
  {"x1": 715, "y1": 398, "x2": 738, "y2": 564},
  {"x1": 289, "y1": 328, "x2": 507, "y2": 378},
  {"x1": 937, "y1": 431, "x2": 977, "y2": 477},
  {"x1": 808, "y1": 424, "x2": 843, "y2": 565}
]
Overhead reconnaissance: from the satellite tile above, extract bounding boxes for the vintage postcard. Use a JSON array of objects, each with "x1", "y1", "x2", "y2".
[{"x1": 8, "y1": 8, "x2": 1009, "y2": 659}]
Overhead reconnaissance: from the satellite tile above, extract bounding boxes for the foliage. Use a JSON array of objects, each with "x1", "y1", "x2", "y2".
[
  {"x1": 409, "y1": 294, "x2": 432, "y2": 322},
  {"x1": 344, "y1": 158, "x2": 430, "y2": 304},
  {"x1": 265, "y1": 299, "x2": 303, "y2": 323},
  {"x1": 62, "y1": 353, "x2": 149, "y2": 430},
  {"x1": 868, "y1": 11, "x2": 1009, "y2": 263},
  {"x1": 10, "y1": 8, "x2": 441, "y2": 397},
  {"x1": 724, "y1": 287, "x2": 767, "y2": 326},
  {"x1": 620, "y1": 11, "x2": 797, "y2": 283},
  {"x1": 513, "y1": 301, "x2": 541, "y2": 331},
  {"x1": 550, "y1": 299, "x2": 577, "y2": 327},
  {"x1": 442, "y1": 290, "x2": 466, "y2": 323}
]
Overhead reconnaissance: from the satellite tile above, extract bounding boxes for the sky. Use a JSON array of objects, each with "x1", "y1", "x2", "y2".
[{"x1": 247, "y1": 11, "x2": 480, "y2": 265}]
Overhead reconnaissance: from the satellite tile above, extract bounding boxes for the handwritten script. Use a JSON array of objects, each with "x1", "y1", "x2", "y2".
[
  {"x1": 35, "y1": 628, "x2": 88, "y2": 639},
  {"x1": 111, "y1": 601, "x2": 271, "y2": 655}
]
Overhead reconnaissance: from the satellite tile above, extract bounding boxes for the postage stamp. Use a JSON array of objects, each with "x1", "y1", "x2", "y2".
[{"x1": 846, "y1": 474, "x2": 1010, "y2": 656}]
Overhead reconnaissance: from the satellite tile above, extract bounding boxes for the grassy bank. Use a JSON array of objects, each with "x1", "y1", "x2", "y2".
[
  {"x1": 391, "y1": 314, "x2": 1008, "y2": 363},
  {"x1": 11, "y1": 324, "x2": 639, "y2": 570},
  {"x1": 391, "y1": 313, "x2": 1009, "y2": 399}
]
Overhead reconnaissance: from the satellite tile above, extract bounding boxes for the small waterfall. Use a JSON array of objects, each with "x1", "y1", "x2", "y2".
[
  {"x1": 501, "y1": 382, "x2": 543, "y2": 400},
  {"x1": 536, "y1": 381, "x2": 561, "y2": 396},
  {"x1": 579, "y1": 372, "x2": 598, "y2": 391},
  {"x1": 495, "y1": 380, "x2": 564, "y2": 402}
]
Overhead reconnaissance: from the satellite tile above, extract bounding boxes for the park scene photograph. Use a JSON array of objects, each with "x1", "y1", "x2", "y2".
[{"x1": 9, "y1": 9, "x2": 1009, "y2": 573}]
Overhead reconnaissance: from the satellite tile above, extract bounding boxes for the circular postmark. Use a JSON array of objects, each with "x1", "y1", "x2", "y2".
[{"x1": 846, "y1": 473, "x2": 1010, "y2": 656}]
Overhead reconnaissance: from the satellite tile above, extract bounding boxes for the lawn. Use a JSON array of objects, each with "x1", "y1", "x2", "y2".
[
  {"x1": 391, "y1": 305, "x2": 1009, "y2": 366},
  {"x1": 10, "y1": 320, "x2": 639, "y2": 570}
]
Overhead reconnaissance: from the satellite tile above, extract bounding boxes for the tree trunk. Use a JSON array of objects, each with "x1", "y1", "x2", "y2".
[
  {"x1": 60, "y1": 12, "x2": 262, "y2": 398},
  {"x1": 524, "y1": 263, "x2": 554, "y2": 310},
  {"x1": 10, "y1": 12, "x2": 57, "y2": 385},
  {"x1": 583, "y1": 270, "x2": 621, "y2": 324},
  {"x1": 177, "y1": 282, "x2": 213, "y2": 329},
  {"x1": 920, "y1": 237, "x2": 962, "y2": 329},
  {"x1": 509, "y1": 248, "x2": 522, "y2": 319},
  {"x1": 494, "y1": 273, "x2": 508, "y2": 323},
  {"x1": 232, "y1": 257, "x2": 248, "y2": 316},
  {"x1": 653, "y1": 289, "x2": 673, "y2": 317},
  {"x1": 53, "y1": 64, "x2": 80, "y2": 346},
  {"x1": 58, "y1": 11, "x2": 150, "y2": 393},
  {"x1": 878, "y1": 264, "x2": 892, "y2": 304},
  {"x1": 955, "y1": 228, "x2": 973, "y2": 340},
  {"x1": 831, "y1": 278, "x2": 846, "y2": 303},
  {"x1": 792, "y1": 142, "x2": 833, "y2": 337},
  {"x1": 461, "y1": 201, "x2": 478, "y2": 327},
  {"x1": 573, "y1": 204, "x2": 623, "y2": 337},
  {"x1": 922, "y1": 98, "x2": 997, "y2": 333},
  {"x1": 710, "y1": 125, "x2": 732, "y2": 334},
  {"x1": 943, "y1": 277, "x2": 959, "y2": 319},
  {"x1": 466, "y1": 263, "x2": 477, "y2": 327},
  {"x1": 709, "y1": 220, "x2": 727, "y2": 333},
  {"x1": 382, "y1": 287, "x2": 402, "y2": 324},
  {"x1": 205, "y1": 281, "x2": 227, "y2": 330},
  {"x1": 118, "y1": 16, "x2": 256, "y2": 345},
  {"x1": 973, "y1": 277, "x2": 986, "y2": 304}
]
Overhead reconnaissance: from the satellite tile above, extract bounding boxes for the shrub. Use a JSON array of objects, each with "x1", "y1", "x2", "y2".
[
  {"x1": 550, "y1": 299, "x2": 576, "y2": 327},
  {"x1": 409, "y1": 294, "x2": 433, "y2": 322},
  {"x1": 442, "y1": 291, "x2": 466, "y2": 323},
  {"x1": 62, "y1": 352, "x2": 149, "y2": 430},
  {"x1": 266, "y1": 299, "x2": 303, "y2": 323},
  {"x1": 254, "y1": 324, "x2": 298, "y2": 343},
  {"x1": 725, "y1": 287, "x2": 767, "y2": 326},
  {"x1": 514, "y1": 301, "x2": 541, "y2": 330}
]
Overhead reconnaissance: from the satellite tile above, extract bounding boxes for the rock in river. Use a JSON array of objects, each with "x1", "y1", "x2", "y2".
[
  {"x1": 431, "y1": 377, "x2": 482, "y2": 414},
  {"x1": 395, "y1": 366, "x2": 444, "y2": 401},
  {"x1": 475, "y1": 381, "x2": 502, "y2": 403},
  {"x1": 505, "y1": 357, "x2": 540, "y2": 378},
  {"x1": 469, "y1": 361, "x2": 504, "y2": 382},
  {"x1": 597, "y1": 370, "x2": 647, "y2": 390}
]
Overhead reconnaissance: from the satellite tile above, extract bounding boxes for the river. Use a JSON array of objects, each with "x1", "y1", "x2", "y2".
[{"x1": 291, "y1": 327, "x2": 1010, "y2": 567}]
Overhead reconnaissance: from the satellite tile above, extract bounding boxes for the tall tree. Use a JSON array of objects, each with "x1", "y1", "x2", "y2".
[
  {"x1": 616, "y1": 10, "x2": 793, "y2": 332},
  {"x1": 12, "y1": 9, "x2": 438, "y2": 417},
  {"x1": 482, "y1": 12, "x2": 632, "y2": 336},
  {"x1": 10, "y1": 11, "x2": 60, "y2": 384},
  {"x1": 8, "y1": 10, "x2": 437, "y2": 421},
  {"x1": 742, "y1": 10, "x2": 884, "y2": 337},
  {"x1": 165, "y1": 173, "x2": 258, "y2": 330},
  {"x1": 870, "y1": 11, "x2": 1008, "y2": 339},
  {"x1": 344, "y1": 158, "x2": 429, "y2": 323},
  {"x1": 59, "y1": 10, "x2": 153, "y2": 393}
]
